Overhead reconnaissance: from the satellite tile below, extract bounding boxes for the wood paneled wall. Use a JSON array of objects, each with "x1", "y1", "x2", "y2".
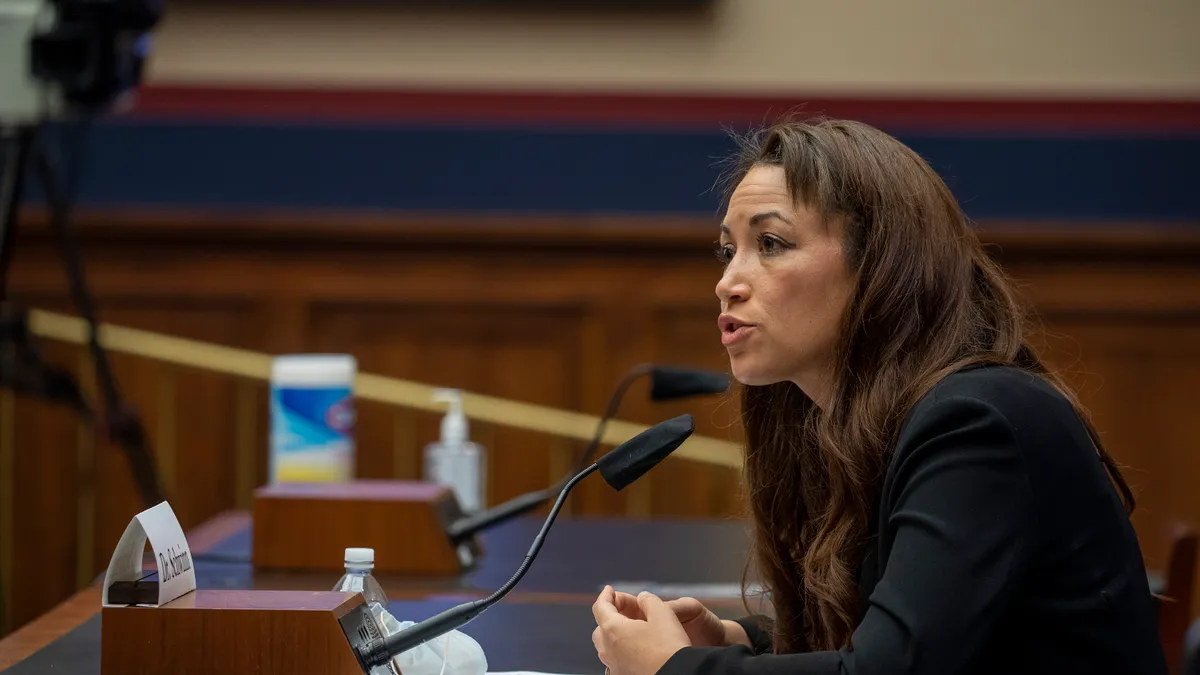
[{"x1": 2, "y1": 211, "x2": 1199, "y2": 637}]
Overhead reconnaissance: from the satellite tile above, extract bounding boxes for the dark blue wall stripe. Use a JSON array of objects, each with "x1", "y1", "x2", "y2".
[{"x1": 23, "y1": 119, "x2": 1200, "y2": 221}]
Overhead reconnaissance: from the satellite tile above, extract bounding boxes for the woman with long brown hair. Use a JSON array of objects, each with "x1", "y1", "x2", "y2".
[{"x1": 590, "y1": 118, "x2": 1167, "y2": 675}]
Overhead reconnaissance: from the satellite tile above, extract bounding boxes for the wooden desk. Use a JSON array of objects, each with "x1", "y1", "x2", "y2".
[
  {"x1": 0, "y1": 511, "x2": 754, "y2": 674},
  {"x1": 0, "y1": 512, "x2": 247, "y2": 670}
]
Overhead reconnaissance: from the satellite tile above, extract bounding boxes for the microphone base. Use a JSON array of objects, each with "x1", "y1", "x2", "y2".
[
  {"x1": 252, "y1": 479, "x2": 482, "y2": 576},
  {"x1": 102, "y1": 589, "x2": 372, "y2": 675}
]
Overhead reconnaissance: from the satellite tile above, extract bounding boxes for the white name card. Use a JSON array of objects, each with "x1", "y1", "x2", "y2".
[{"x1": 102, "y1": 501, "x2": 196, "y2": 607}]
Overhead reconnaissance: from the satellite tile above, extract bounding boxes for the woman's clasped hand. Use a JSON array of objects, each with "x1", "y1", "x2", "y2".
[{"x1": 591, "y1": 586, "x2": 748, "y2": 675}]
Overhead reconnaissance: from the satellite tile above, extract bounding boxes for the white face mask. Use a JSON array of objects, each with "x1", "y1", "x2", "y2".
[{"x1": 369, "y1": 604, "x2": 489, "y2": 675}]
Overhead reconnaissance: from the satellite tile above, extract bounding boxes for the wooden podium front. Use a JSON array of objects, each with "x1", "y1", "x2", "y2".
[
  {"x1": 101, "y1": 590, "x2": 374, "y2": 675},
  {"x1": 252, "y1": 479, "x2": 477, "y2": 576}
]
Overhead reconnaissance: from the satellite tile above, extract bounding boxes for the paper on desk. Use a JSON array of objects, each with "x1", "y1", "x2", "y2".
[
  {"x1": 606, "y1": 582, "x2": 763, "y2": 599},
  {"x1": 101, "y1": 501, "x2": 196, "y2": 606},
  {"x1": 492, "y1": 667, "x2": 590, "y2": 672}
]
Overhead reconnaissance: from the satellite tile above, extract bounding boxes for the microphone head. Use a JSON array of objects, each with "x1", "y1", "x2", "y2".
[
  {"x1": 649, "y1": 366, "x2": 730, "y2": 401},
  {"x1": 597, "y1": 413, "x2": 694, "y2": 491}
]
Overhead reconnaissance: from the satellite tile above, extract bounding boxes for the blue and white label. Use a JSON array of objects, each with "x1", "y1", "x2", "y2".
[{"x1": 270, "y1": 386, "x2": 355, "y2": 482}]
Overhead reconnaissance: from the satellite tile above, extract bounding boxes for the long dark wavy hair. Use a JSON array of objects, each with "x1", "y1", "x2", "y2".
[{"x1": 721, "y1": 118, "x2": 1135, "y2": 653}]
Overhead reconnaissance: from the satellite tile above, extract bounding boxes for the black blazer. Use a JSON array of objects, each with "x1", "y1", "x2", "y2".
[{"x1": 660, "y1": 365, "x2": 1168, "y2": 675}]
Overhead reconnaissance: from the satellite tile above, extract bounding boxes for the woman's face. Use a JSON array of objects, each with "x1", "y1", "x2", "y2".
[{"x1": 715, "y1": 164, "x2": 855, "y2": 403}]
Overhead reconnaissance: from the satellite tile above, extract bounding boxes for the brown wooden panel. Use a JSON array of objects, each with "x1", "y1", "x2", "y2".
[
  {"x1": 8, "y1": 340, "x2": 82, "y2": 631},
  {"x1": 308, "y1": 303, "x2": 584, "y2": 509},
  {"x1": 570, "y1": 304, "x2": 660, "y2": 517},
  {"x1": 252, "y1": 481, "x2": 464, "y2": 575},
  {"x1": 646, "y1": 308, "x2": 743, "y2": 519},
  {"x1": 81, "y1": 303, "x2": 263, "y2": 575},
  {"x1": 1034, "y1": 317, "x2": 1200, "y2": 571},
  {"x1": 4, "y1": 209, "x2": 1199, "y2": 637},
  {"x1": 101, "y1": 590, "x2": 366, "y2": 675},
  {"x1": 2, "y1": 294, "x2": 265, "y2": 635}
]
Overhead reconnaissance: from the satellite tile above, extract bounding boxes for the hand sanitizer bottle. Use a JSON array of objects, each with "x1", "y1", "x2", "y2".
[{"x1": 423, "y1": 388, "x2": 486, "y2": 514}]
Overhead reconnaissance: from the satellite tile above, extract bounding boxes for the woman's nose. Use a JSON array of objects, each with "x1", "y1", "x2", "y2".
[{"x1": 716, "y1": 266, "x2": 749, "y2": 307}]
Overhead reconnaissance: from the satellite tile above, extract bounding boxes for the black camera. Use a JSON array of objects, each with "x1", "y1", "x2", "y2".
[
  {"x1": 0, "y1": 0, "x2": 162, "y2": 123},
  {"x1": 29, "y1": 0, "x2": 163, "y2": 114}
]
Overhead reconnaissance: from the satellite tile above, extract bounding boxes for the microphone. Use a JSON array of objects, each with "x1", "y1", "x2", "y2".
[
  {"x1": 594, "y1": 412, "x2": 694, "y2": 491},
  {"x1": 445, "y1": 364, "x2": 727, "y2": 544},
  {"x1": 647, "y1": 366, "x2": 731, "y2": 403},
  {"x1": 355, "y1": 413, "x2": 696, "y2": 671}
]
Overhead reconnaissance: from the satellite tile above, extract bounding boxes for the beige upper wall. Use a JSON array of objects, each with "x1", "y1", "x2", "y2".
[{"x1": 148, "y1": 0, "x2": 1200, "y2": 98}]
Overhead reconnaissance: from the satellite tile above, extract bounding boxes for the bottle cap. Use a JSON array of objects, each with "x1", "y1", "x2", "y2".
[{"x1": 344, "y1": 547, "x2": 375, "y2": 567}]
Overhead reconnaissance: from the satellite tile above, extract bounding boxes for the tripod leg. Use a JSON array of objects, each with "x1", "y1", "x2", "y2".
[
  {"x1": 33, "y1": 132, "x2": 166, "y2": 508},
  {"x1": 0, "y1": 127, "x2": 37, "y2": 305}
]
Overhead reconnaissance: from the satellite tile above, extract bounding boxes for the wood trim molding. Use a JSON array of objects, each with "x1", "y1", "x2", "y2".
[
  {"x1": 16, "y1": 206, "x2": 1200, "y2": 259},
  {"x1": 24, "y1": 309, "x2": 743, "y2": 468}
]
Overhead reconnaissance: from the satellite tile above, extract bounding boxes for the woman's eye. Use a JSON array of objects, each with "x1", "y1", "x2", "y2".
[
  {"x1": 715, "y1": 244, "x2": 734, "y2": 263},
  {"x1": 760, "y1": 235, "x2": 784, "y2": 254}
]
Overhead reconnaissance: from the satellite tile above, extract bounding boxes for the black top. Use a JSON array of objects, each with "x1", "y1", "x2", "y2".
[{"x1": 661, "y1": 365, "x2": 1168, "y2": 675}]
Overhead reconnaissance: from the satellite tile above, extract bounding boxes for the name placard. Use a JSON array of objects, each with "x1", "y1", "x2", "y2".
[{"x1": 102, "y1": 501, "x2": 196, "y2": 607}]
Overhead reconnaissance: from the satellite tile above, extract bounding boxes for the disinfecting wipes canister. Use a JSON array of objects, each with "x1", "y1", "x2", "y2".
[{"x1": 269, "y1": 354, "x2": 357, "y2": 483}]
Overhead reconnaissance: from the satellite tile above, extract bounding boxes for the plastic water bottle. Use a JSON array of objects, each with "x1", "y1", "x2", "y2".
[
  {"x1": 335, "y1": 548, "x2": 403, "y2": 675},
  {"x1": 269, "y1": 354, "x2": 357, "y2": 483},
  {"x1": 333, "y1": 547, "x2": 389, "y2": 609}
]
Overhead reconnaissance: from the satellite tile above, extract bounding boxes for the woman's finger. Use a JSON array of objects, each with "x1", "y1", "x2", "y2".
[
  {"x1": 613, "y1": 591, "x2": 645, "y2": 619},
  {"x1": 592, "y1": 592, "x2": 621, "y2": 624},
  {"x1": 638, "y1": 591, "x2": 675, "y2": 623},
  {"x1": 591, "y1": 586, "x2": 613, "y2": 620},
  {"x1": 665, "y1": 596, "x2": 704, "y2": 621}
]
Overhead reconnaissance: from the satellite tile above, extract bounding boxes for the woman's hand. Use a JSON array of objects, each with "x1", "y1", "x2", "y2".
[
  {"x1": 664, "y1": 597, "x2": 751, "y2": 649},
  {"x1": 603, "y1": 591, "x2": 754, "y2": 649},
  {"x1": 592, "y1": 586, "x2": 690, "y2": 675}
]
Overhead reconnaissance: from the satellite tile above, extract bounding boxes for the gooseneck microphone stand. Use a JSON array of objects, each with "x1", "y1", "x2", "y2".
[{"x1": 0, "y1": 122, "x2": 166, "y2": 510}]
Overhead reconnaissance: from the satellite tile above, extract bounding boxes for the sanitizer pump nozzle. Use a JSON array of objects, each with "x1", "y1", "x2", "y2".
[{"x1": 433, "y1": 388, "x2": 467, "y2": 446}]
